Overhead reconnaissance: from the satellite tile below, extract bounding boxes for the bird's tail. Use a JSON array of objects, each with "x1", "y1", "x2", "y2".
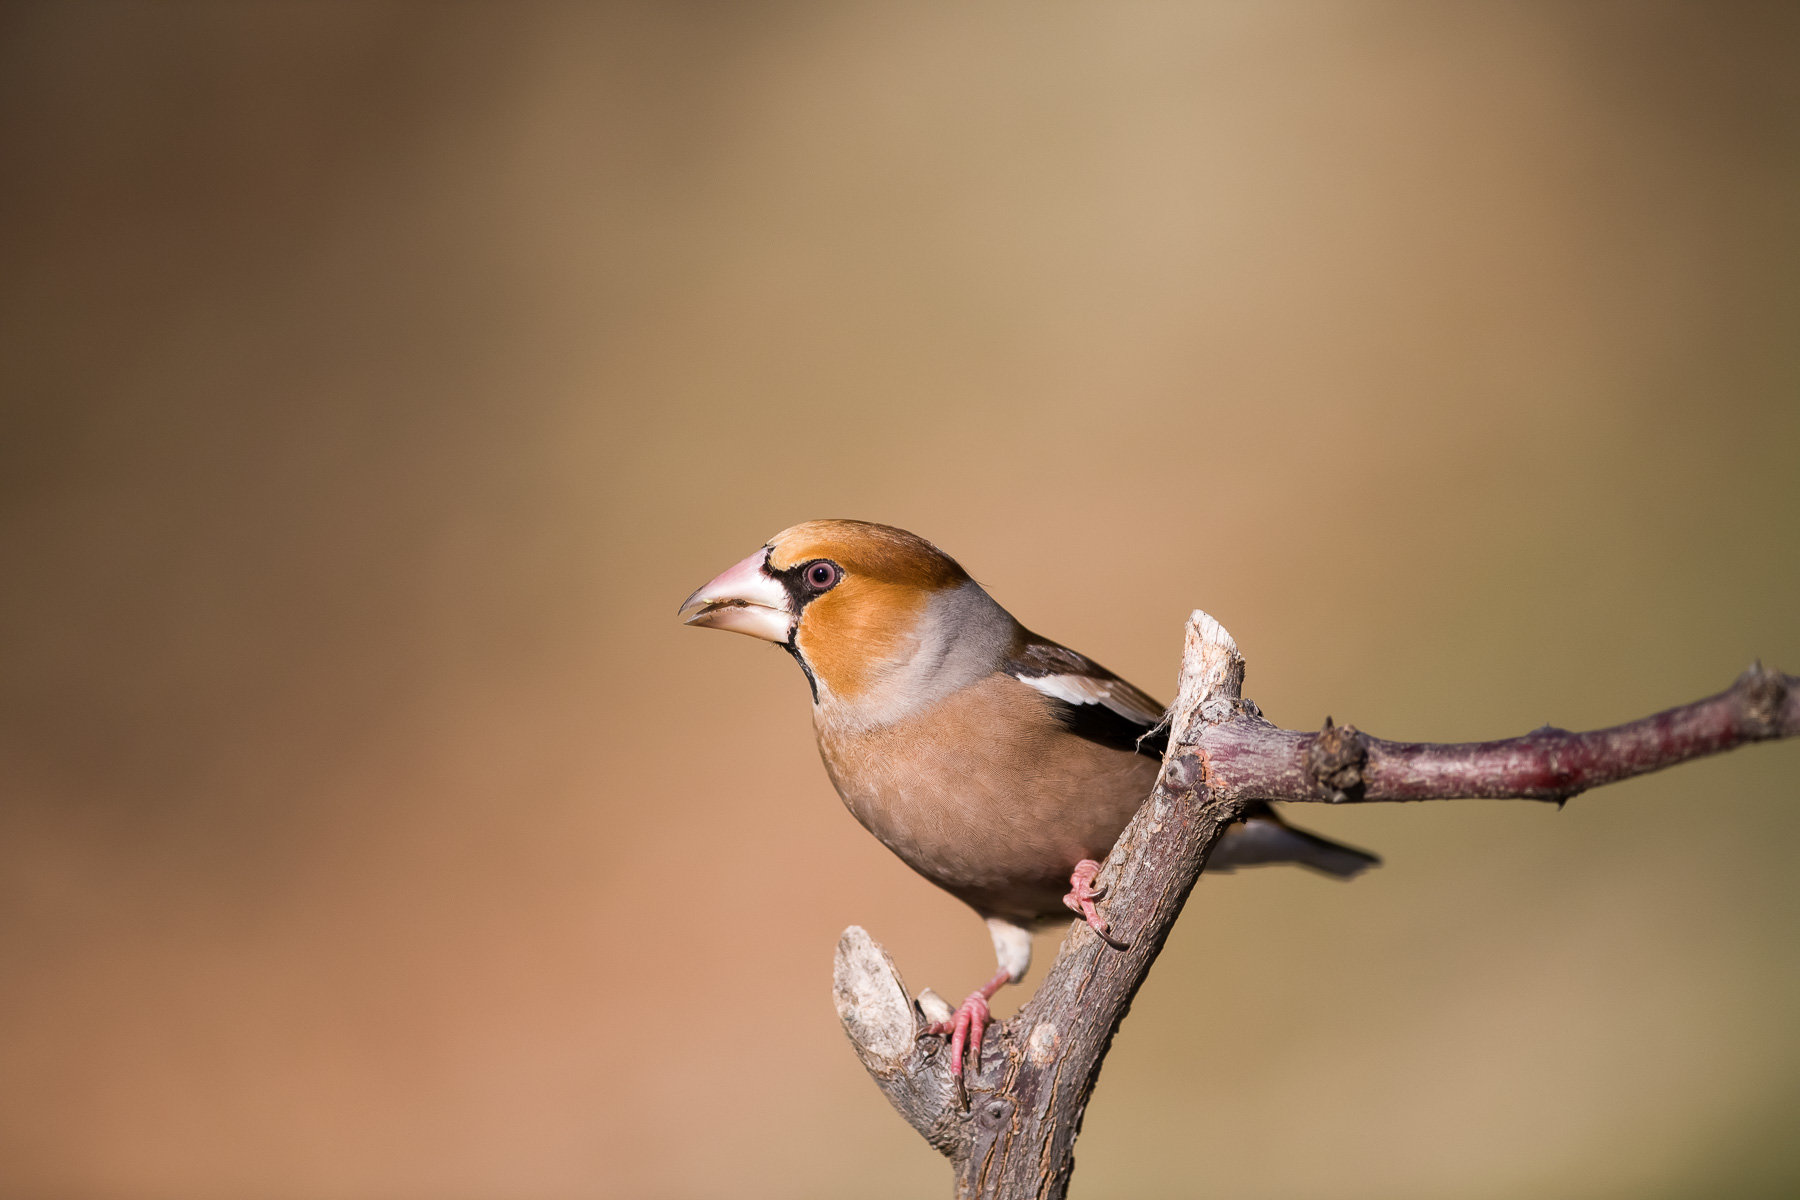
[{"x1": 1207, "y1": 804, "x2": 1380, "y2": 878}]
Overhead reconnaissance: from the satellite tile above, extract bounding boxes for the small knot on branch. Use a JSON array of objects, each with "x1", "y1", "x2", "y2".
[
  {"x1": 1735, "y1": 661, "x2": 1788, "y2": 738},
  {"x1": 976, "y1": 1098, "x2": 1013, "y2": 1131},
  {"x1": 1162, "y1": 752, "x2": 1204, "y2": 794},
  {"x1": 1516, "y1": 725, "x2": 1582, "y2": 805},
  {"x1": 1305, "y1": 716, "x2": 1367, "y2": 802}
]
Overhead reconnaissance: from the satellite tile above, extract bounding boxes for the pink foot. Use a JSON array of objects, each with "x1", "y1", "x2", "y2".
[
  {"x1": 922, "y1": 968, "x2": 1010, "y2": 1076},
  {"x1": 1064, "y1": 859, "x2": 1128, "y2": 948},
  {"x1": 1063, "y1": 858, "x2": 1109, "y2": 934}
]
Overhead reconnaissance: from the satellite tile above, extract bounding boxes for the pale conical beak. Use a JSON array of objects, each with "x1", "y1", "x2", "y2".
[{"x1": 678, "y1": 547, "x2": 793, "y2": 643}]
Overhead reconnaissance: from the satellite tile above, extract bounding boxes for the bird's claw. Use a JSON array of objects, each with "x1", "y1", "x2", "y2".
[
  {"x1": 1064, "y1": 858, "x2": 1129, "y2": 948},
  {"x1": 1063, "y1": 858, "x2": 1109, "y2": 932},
  {"x1": 922, "y1": 990, "x2": 993, "y2": 1077}
]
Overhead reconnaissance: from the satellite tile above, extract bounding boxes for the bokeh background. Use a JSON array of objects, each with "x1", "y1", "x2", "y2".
[{"x1": 3, "y1": 3, "x2": 1797, "y2": 1197}]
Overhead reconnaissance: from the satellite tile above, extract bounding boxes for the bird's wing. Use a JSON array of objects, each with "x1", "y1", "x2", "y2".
[{"x1": 1004, "y1": 634, "x2": 1170, "y2": 758}]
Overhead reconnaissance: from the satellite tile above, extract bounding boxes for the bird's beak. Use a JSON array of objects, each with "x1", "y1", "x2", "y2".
[{"x1": 678, "y1": 547, "x2": 793, "y2": 643}]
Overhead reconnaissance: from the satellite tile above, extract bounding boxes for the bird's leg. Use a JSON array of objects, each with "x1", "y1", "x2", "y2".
[{"x1": 921, "y1": 967, "x2": 1012, "y2": 1077}]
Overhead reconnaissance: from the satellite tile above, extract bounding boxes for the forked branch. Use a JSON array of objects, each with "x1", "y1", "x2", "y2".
[{"x1": 832, "y1": 611, "x2": 1796, "y2": 1200}]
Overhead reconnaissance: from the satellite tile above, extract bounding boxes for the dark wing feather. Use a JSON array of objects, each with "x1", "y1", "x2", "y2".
[{"x1": 1005, "y1": 634, "x2": 1169, "y2": 759}]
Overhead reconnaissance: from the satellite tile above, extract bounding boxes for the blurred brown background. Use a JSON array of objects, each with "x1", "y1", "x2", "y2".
[{"x1": 2, "y1": 3, "x2": 1797, "y2": 1197}]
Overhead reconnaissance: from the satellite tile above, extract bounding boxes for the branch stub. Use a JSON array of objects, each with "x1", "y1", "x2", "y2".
[{"x1": 1305, "y1": 717, "x2": 1368, "y2": 801}]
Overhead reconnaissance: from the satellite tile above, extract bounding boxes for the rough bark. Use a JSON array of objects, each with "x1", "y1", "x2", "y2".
[{"x1": 831, "y1": 611, "x2": 1797, "y2": 1200}]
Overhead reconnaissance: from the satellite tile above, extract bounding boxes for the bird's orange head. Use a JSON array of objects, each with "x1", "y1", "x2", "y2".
[{"x1": 678, "y1": 520, "x2": 980, "y2": 704}]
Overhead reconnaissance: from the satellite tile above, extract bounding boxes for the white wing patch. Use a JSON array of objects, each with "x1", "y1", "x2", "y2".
[{"x1": 1017, "y1": 672, "x2": 1165, "y2": 727}]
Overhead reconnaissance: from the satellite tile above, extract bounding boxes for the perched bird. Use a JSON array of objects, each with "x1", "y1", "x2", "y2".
[{"x1": 679, "y1": 520, "x2": 1376, "y2": 1074}]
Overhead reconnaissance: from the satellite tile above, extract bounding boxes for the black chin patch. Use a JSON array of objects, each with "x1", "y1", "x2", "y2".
[{"x1": 781, "y1": 638, "x2": 820, "y2": 703}]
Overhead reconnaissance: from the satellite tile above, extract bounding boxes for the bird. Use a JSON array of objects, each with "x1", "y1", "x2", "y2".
[{"x1": 679, "y1": 520, "x2": 1377, "y2": 1076}]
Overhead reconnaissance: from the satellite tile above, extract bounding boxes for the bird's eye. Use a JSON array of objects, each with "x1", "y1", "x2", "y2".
[{"x1": 805, "y1": 561, "x2": 841, "y2": 591}]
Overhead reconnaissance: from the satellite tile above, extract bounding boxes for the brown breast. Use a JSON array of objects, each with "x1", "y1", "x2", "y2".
[{"x1": 815, "y1": 673, "x2": 1160, "y2": 922}]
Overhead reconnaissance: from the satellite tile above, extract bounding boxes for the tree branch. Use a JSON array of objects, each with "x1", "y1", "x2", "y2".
[
  {"x1": 1209, "y1": 660, "x2": 1796, "y2": 806},
  {"x1": 832, "y1": 612, "x2": 1796, "y2": 1199}
]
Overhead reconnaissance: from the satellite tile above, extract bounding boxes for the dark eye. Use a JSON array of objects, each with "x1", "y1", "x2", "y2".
[{"x1": 804, "y1": 560, "x2": 841, "y2": 591}]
